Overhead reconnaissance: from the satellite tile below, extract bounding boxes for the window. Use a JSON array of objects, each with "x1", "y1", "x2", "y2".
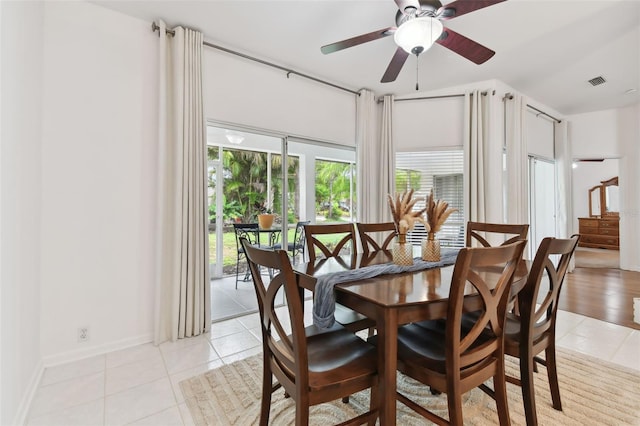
[{"x1": 396, "y1": 150, "x2": 465, "y2": 248}]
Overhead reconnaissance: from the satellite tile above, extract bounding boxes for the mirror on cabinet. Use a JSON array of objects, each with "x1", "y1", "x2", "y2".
[{"x1": 589, "y1": 176, "x2": 619, "y2": 218}]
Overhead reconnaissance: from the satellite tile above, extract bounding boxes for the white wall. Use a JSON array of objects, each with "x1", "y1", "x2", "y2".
[
  {"x1": 568, "y1": 106, "x2": 640, "y2": 271},
  {"x1": 39, "y1": 2, "x2": 159, "y2": 362},
  {"x1": 394, "y1": 96, "x2": 465, "y2": 151},
  {"x1": 569, "y1": 109, "x2": 622, "y2": 158},
  {"x1": 1, "y1": 2, "x2": 44, "y2": 424},
  {"x1": 203, "y1": 47, "x2": 357, "y2": 146},
  {"x1": 618, "y1": 104, "x2": 640, "y2": 271},
  {"x1": 526, "y1": 110, "x2": 554, "y2": 159}
]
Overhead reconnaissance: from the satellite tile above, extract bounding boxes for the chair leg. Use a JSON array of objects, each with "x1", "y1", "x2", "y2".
[
  {"x1": 494, "y1": 365, "x2": 512, "y2": 426},
  {"x1": 295, "y1": 397, "x2": 310, "y2": 426},
  {"x1": 446, "y1": 384, "x2": 464, "y2": 426},
  {"x1": 260, "y1": 363, "x2": 273, "y2": 426},
  {"x1": 520, "y1": 352, "x2": 538, "y2": 426},
  {"x1": 545, "y1": 344, "x2": 562, "y2": 411},
  {"x1": 368, "y1": 379, "x2": 378, "y2": 426},
  {"x1": 235, "y1": 254, "x2": 241, "y2": 289}
]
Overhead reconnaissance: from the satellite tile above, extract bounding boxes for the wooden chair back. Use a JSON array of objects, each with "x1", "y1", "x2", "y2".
[
  {"x1": 447, "y1": 241, "x2": 527, "y2": 372},
  {"x1": 394, "y1": 240, "x2": 526, "y2": 425},
  {"x1": 303, "y1": 223, "x2": 356, "y2": 263},
  {"x1": 466, "y1": 221, "x2": 529, "y2": 248},
  {"x1": 240, "y1": 238, "x2": 379, "y2": 425},
  {"x1": 241, "y1": 238, "x2": 307, "y2": 383},
  {"x1": 356, "y1": 222, "x2": 397, "y2": 255},
  {"x1": 303, "y1": 223, "x2": 374, "y2": 334},
  {"x1": 504, "y1": 234, "x2": 580, "y2": 425}
]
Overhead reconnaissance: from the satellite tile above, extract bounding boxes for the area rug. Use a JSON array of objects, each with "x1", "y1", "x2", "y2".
[{"x1": 180, "y1": 348, "x2": 640, "y2": 425}]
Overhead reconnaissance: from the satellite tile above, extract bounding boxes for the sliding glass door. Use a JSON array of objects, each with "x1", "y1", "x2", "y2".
[{"x1": 206, "y1": 126, "x2": 284, "y2": 279}]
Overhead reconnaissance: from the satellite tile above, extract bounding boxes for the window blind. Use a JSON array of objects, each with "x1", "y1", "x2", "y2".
[{"x1": 396, "y1": 150, "x2": 465, "y2": 248}]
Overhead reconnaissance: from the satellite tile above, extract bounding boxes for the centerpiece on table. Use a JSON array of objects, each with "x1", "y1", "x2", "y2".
[
  {"x1": 423, "y1": 189, "x2": 458, "y2": 261},
  {"x1": 387, "y1": 189, "x2": 427, "y2": 266},
  {"x1": 255, "y1": 201, "x2": 275, "y2": 229}
]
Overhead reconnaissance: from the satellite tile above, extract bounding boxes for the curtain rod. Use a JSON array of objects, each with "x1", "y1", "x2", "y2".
[
  {"x1": 376, "y1": 91, "x2": 490, "y2": 104},
  {"x1": 151, "y1": 22, "x2": 360, "y2": 96},
  {"x1": 503, "y1": 93, "x2": 561, "y2": 123}
]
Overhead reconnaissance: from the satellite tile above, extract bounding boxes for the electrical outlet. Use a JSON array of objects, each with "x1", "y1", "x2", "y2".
[{"x1": 78, "y1": 327, "x2": 89, "y2": 342}]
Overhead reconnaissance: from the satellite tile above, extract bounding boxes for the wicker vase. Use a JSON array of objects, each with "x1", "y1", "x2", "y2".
[
  {"x1": 422, "y1": 232, "x2": 441, "y2": 262},
  {"x1": 392, "y1": 233, "x2": 413, "y2": 266}
]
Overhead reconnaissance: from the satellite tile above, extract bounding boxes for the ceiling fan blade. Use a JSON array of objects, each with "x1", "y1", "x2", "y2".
[
  {"x1": 394, "y1": 0, "x2": 421, "y2": 15},
  {"x1": 437, "y1": 0, "x2": 506, "y2": 20},
  {"x1": 436, "y1": 27, "x2": 495, "y2": 64},
  {"x1": 381, "y1": 47, "x2": 410, "y2": 83},
  {"x1": 321, "y1": 27, "x2": 395, "y2": 54}
]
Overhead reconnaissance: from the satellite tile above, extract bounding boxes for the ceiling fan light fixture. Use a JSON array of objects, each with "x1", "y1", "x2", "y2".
[{"x1": 394, "y1": 17, "x2": 443, "y2": 55}]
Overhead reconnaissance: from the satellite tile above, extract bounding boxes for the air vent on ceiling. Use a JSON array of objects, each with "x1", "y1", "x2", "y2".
[{"x1": 588, "y1": 76, "x2": 606, "y2": 86}]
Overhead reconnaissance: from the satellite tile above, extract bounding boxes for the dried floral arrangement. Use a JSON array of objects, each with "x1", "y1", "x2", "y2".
[
  {"x1": 425, "y1": 188, "x2": 458, "y2": 234},
  {"x1": 387, "y1": 189, "x2": 428, "y2": 235}
]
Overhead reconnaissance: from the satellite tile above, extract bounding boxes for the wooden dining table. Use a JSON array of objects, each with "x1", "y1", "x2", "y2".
[{"x1": 294, "y1": 248, "x2": 529, "y2": 426}]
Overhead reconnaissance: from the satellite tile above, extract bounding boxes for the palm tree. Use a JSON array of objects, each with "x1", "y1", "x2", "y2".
[
  {"x1": 223, "y1": 149, "x2": 268, "y2": 222},
  {"x1": 316, "y1": 160, "x2": 353, "y2": 220},
  {"x1": 271, "y1": 154, "x2": 300, "y2": 221}
]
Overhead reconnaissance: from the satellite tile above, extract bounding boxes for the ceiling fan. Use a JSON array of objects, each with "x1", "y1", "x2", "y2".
[{"x1": 321, "y1": 0, "x2": 506, "y2": 84}]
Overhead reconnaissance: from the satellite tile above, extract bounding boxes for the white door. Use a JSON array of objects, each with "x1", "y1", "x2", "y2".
[{"x1": 529, "y1": 157, "x2": 557, "y2": 258}]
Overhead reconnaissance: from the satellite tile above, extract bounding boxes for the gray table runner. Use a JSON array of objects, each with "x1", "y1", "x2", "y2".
[{"x1": 313, "y1": 248, "x2": 460, "y2": 328}]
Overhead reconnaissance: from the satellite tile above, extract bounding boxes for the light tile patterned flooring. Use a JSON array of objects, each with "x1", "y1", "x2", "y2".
[{"x1": 27, "y1": 279, "x2": 640, "y2": 425}]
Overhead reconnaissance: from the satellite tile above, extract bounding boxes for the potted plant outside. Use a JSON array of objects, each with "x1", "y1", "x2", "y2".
[{"x1": 255, "y1": 201, "x2": 275, "y2": 229}]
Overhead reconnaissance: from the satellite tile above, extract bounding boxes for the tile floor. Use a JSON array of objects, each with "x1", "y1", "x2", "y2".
[
  {"x1": 211, "y1": 274, "x2": 307, "y2": 322},
  {"x1": 27, "y1": 306, "x2": 639, "y2": 425},
  {"x1": 210, "y1": 275, "x2": 260, "y2": 322}
]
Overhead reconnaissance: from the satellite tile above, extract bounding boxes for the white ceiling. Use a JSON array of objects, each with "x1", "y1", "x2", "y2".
[{"x1": 93, "y1": 0, "x2": 640, "y2": 116}]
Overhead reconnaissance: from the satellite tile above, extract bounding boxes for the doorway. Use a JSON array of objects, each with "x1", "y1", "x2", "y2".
[{"x1": 529, "y1": 156, "x2": 557, "y2": 259}]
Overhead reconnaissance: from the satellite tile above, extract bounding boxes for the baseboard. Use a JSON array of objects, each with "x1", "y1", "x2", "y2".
[
  {"x1": 42, "y1": 333, "x2": 153, "y2": 368},
  {"x1": 13, "y1": 359, "x2": 44, "y2": 426}
]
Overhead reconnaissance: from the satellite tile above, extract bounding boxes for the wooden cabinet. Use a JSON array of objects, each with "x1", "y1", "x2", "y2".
[{"x1": 578, "y1": 217, "x2": 619, "y2": 250}]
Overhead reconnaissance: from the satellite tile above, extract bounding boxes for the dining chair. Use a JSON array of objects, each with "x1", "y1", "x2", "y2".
[
  {"x1": 272, "y1": 220, "x2": 310, "y2": 263},
  {"x1": 502, "y1": 234, "x2": 580, "y2": 426},
  {"x1": 385, "y1": 240, "x2": 526, "y2": 426},
  {"x1": 240, "y1": 238, "x2": 379, "y2": 426},
  {"x1": 233, "y1": 223, "x2": 260, "y2": 289},
  {"x1": 466, "y1": 221, "x2": 529, "y2": 248},
  {"x1": 356, "y1": 222, "x2": 396, "y2": 255},
  {"x1": 304, "y1": 223, "x2": 374, "y2": 335},
  {"x1": 304, "y1": 223, "x2": 357, "y2": 263}
]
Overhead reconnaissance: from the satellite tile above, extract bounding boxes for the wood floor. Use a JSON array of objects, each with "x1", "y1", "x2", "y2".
[{"x1": 560, "y1": 266, "x2": 640, "y2": 330}]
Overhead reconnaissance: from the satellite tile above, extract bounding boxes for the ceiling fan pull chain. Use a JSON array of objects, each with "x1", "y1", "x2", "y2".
[{"x1": 415, "y1": 54, "x2": 420, "y2": 91}]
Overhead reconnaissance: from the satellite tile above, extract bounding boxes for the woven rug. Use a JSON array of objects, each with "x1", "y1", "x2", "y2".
[{"x1": 180, "y1": 348, "x2": 640, "y2": 425}]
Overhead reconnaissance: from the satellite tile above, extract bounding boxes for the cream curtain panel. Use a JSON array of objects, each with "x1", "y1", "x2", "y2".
[
  {"x1": 465, "y1": 90, "x2": 490, "y2": 223},
  {"x1": 505, "y1": 94, "x2": 529, "y2": 226},
  {"x1": 554, "y1": 120, "x2": 575, "y2": 271},
  {"x1": 356, "y1": 90, "x2": 394, "y2": 223},
  {"x1": 356, "y1": 89, "x2": 378, "y2": 223},
  {"x1": 155, "y1": 20, "x2": 210, "y2": 344},
  {"x1": 379, "y1": 95, "x2": 395, "y2": 223}
]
